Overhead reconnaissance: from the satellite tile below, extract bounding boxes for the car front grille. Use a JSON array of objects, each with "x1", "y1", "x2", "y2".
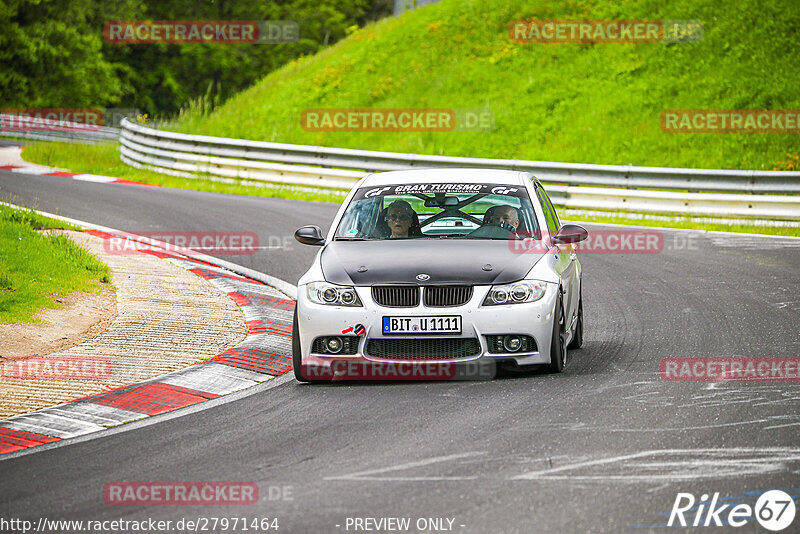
[
  {"x1": 423, "y1": 285, "x2": 473, "y2": 307},
  {"x1": 365, "y1": 338, "x2": 480, "y2": 360},
  {"x1": 372, "y1": 286, "x2": 420, "y2": 307},
  {"x1": 372, "y1": 285, "x2": 474, "y2": 307}
]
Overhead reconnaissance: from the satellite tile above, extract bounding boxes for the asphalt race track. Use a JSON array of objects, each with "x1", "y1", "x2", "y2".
[{"x1": 1, "y1": 170, "x2": 799, "y2": 533}]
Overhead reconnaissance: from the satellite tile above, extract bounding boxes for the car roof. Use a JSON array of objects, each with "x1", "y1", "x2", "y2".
[{"x1": 361, "y1": 168, "x2": 530, "y2": 186}]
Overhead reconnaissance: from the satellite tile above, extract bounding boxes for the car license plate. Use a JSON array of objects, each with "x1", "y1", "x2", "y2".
[{"x1": 382, "y1": 316, "x2": 461, "y2": 334}]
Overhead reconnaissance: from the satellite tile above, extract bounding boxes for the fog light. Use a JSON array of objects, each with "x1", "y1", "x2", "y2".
[
  {"x1": 503, "y1": 335, "x2": 522, "y2": 352},
  {"x1": 325, "y1": 337, "x2": 343, "y2": 354}
]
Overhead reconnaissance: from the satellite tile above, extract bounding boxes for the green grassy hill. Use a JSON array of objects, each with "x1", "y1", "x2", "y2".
[{"x1": 170, "y1": 0, "x2": 800, "y2": 170}]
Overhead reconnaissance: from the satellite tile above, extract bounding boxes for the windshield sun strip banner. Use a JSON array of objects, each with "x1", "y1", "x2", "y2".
[{"x1": 355, "y1": 184, "x2": 526, "y2": 200}]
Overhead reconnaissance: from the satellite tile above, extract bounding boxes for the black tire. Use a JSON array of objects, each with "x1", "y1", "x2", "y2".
[
  {"x1": 547, "y1": 292, "x2": 568, "y2": 373},
  {"x1": 567, "y1": 287, "x2": 583, "y2": 350},
  {"x1": 292, "y1": 307, "x2": 311, "y2": 383}
]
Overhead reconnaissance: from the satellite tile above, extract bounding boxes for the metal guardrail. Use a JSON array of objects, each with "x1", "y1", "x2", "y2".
[
  {"x1": 0, "y1": 113, "x2": 119, "y2": 144},
  {"x1": 115, "y1": 118, "x2": 798, "y2": 220}
]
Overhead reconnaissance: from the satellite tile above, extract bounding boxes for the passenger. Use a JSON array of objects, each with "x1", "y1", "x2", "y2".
[
  {"x1": 485, "y1": 205, "x2": 520, "y2": 232},
  {"x1": 384, "y1": 200, "x2": 422, "y2": 238}
]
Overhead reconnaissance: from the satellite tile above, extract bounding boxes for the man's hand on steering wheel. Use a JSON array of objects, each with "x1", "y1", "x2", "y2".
[{"x1": 496, "y1": 220, "x2": 517, "y2": 232}]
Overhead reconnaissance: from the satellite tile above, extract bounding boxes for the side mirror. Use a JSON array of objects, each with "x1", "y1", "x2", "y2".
[
  {"x1": 553, "y1": 224, "x2": 588, "y2": 244},
  {"x1": 295, "y1": 225, "x2": 325, "y2": 246}
]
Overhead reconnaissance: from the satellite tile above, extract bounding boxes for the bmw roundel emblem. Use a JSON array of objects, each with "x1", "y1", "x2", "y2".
[{"x1": 416, "y1": 273, "x2": 430, "y2": 281}]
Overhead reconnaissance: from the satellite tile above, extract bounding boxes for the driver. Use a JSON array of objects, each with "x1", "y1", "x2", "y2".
[
  {"x1": 485, "y1": 205, "x2": 519, "y2": 232},
  {"x1": 384, "y1": 200, "x2": 422, "y2": 238}
]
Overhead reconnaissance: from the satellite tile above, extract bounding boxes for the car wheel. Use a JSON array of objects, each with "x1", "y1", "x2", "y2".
[
  {"x1": 292, "y1": 308, "x2": 312, "y2": 383},
  {"x1": 567, "y1": 287, "x2": 583, "y2": 350},
  {"x1": 547, "y1": 292, "x2": 568, "y2": 373}
]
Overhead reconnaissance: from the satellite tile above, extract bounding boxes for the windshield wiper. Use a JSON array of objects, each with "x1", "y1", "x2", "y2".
[{"x1": 335, "y1": 237, "x2": 369, "y2": 241}]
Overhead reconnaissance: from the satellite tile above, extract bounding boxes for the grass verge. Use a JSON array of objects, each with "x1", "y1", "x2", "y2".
[{"x1": 0, "y1": 204, "x2": 113, "y2": 323}]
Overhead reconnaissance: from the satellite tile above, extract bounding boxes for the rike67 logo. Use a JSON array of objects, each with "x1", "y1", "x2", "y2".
[{"x1": 668, "y1": 490, "x2": 796, "y2": 531}]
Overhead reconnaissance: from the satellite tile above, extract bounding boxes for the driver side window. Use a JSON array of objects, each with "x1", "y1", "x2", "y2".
[
  {"x1": 536, "y1": 188, "x2": 558, "y2": 236},
  {"x1": 541, "y1": 188, "x2": 561, "y2": 230}
]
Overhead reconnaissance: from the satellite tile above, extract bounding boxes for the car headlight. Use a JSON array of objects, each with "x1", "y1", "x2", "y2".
[
  {"x1": 306, "y1": 282, "x2": 363, "y2": 307},
  {"x1": 482, "y1": 281, "x2": 546, "y2": 305}
]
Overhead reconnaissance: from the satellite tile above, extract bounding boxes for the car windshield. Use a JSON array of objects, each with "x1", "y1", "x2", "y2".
[{"x1": 334, "y1": 182, "x2": 540, "y2": 240}]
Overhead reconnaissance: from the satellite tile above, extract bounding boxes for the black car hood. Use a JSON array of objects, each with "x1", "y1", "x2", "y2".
[{"x1": 320, "y1": 239, "x2": 545, "y2": 286}]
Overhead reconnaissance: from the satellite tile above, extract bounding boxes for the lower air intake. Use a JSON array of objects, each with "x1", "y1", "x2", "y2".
[{"x1": 366, "y1": 338, "x2": 480, "y2": 360}]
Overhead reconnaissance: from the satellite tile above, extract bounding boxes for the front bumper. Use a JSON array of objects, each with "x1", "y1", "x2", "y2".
[{"x1": 297, "y1": 283, "x2": 559, "y2": 374}]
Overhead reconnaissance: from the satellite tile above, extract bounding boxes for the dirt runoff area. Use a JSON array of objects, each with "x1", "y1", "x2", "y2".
[{"x1": 0, "y1": 285, "x2": 117, "y2": 358}]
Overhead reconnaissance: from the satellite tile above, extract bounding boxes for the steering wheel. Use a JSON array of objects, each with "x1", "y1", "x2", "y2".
[{"x1": 467, "y1": 223, "x2": 514, "y2": 239}]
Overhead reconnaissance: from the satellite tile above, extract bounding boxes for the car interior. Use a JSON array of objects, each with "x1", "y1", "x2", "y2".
[{"x1": 337, "y1": 190, "x2": 541, "y2": 240}]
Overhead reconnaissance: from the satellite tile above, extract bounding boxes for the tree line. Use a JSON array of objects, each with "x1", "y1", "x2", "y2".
[{"x1": 1, "y1": 0, "x2": 391, "y2": 118}]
